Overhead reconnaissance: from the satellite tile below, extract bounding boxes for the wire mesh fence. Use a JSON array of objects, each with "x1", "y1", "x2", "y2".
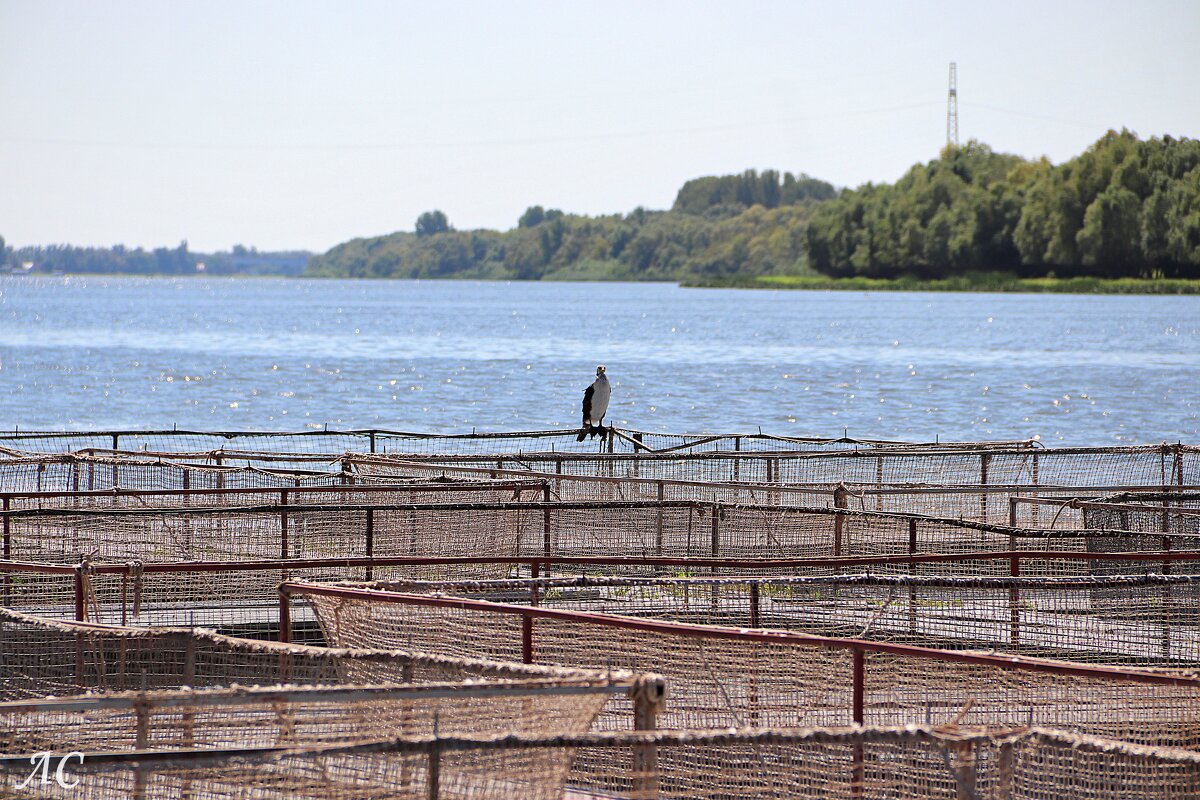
[
  {"x1": 0, "y1": 607, "x2": 659, "y2": 705},
  {"x1": 361, "y1": 573, "x2": 1200, "y2": 668},
  {"x1": 3, "y1": 724, "x2": 1200, "y2": 800},
  {"x1": 285, "y1": 581, "x2": 1200, "y2": 750}
]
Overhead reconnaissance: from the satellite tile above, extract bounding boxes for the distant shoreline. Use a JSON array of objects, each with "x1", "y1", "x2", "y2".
[{"x1": 682, "y1": 273, "x2": 1200, "y2": 295}]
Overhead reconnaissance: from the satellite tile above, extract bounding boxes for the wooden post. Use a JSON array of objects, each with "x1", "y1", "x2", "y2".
[
  {"x1": 631, "y1": 681, "x2": 662, "y2": 800},
  {"x1": 952, "y1": 741, "x2": 978, "y2": 800}
]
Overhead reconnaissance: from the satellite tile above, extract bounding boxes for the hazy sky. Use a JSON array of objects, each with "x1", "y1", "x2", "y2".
[{"x1": 2, "y1": 0, "x2": 1198, "y2": 253}]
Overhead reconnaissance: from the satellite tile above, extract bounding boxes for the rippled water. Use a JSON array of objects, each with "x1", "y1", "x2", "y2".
[{"x1": 0, "y1": 275, "x2": 1197, "y2": 445}]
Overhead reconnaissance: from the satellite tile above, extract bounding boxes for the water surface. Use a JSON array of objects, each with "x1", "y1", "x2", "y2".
[{"x1": 1, "y1": 276, "x2": 1196, "y2": 445}]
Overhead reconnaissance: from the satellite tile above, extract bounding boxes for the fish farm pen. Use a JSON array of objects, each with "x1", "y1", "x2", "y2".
[{"x1": 1, "y1": 427, "x2": 1199, "y2": 799}]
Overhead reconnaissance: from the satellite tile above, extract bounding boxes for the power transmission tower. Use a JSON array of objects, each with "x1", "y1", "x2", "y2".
[{"x1": 946, "y1": 62, "x2": 959, "y2": 149}]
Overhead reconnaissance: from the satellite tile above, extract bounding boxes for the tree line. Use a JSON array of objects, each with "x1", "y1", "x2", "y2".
[
  {"x1": 308, "y1": 131, "x2": 1200, "y2": 283},
  {"x1": 0, "y1": 241, "x2": 311, "y2": 276},
  {"x1": 806, "y1": 131, "x2": 1200, "y2": 279},
  {"x1": 306, "y1": 170, "x2": 836, "y2": 281}
]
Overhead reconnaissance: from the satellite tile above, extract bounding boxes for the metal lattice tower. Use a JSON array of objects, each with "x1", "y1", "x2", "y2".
[{"x1": 946, "y1": 62, "x2": 959, "y2": 149}]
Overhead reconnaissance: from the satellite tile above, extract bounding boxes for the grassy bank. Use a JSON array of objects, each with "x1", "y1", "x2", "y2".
[{"x1": 682, "y1": 272, "x2": 1200, "y2": 294}]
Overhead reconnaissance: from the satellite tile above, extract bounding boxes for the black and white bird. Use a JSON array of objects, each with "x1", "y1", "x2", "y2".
[{"x1": 576, "y1": 365, "x2": 611, "y2": 441}]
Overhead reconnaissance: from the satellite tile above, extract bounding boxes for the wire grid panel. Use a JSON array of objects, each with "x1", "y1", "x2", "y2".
[
  {"x1": 0, "y1": 684, "x2": 612, "y2": 757},
  {"x1": 4, "y1": 726, "x2": 1200, "y2": 800},
  {"x1": 0, "y1": 505, "x2": 530, "y2": 565},
  {"x1": 404, "y1": 574, "x2": 1200, "y2": 668},
  {"x1": 0, "y1": 481, "x2": 548, "y2": 512},
  {"x1": 0, "y1": 607, "x2": 653, "y2": 702},
  {"x1": 299, "y1": 589, "x2": 1200, "y2": 749},
  {"x1": 349, "y1": 445, "x2": 1194, "y2": 487},
  {"x1": 0, "y1": 457, "x2": 343, "y2": 493}
]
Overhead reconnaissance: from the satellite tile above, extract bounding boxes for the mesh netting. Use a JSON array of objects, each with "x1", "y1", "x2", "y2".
[
  {"x1": 0, "y1": 426, "x2": 1036, "y2": 457},
  {"x1": 365, "y1": 573, "x2": 1200, "y2": 668},
  {"x1": 0, "y1": 607, "x2": 657, "y2": 703},
  {"x1": 293, "y1": 583, "x2": 1200, "y2": 749},
  {"x1": 3, "y1": 726, "x2": 1198, "y2": 800},
  {"x1": 352, "y1": 444, "x2": 1195, "y2": 487}
]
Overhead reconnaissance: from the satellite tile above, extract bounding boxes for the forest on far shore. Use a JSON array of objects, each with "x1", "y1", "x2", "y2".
[
  {"x1": 306, "y1": 129, "x2": 1200, "y2": 282},
  {"x1": 5, "y1": 130, "x2": 1197, "y2": 283}
]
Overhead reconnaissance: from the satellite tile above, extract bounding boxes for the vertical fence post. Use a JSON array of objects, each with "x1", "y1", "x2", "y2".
[
  {"x1": 1031, "y1": 452, "x2": 1040, "y2": 527},
  {"x1": 279, "y1": 489, "x2": 289, "y2": 559},
  {"x1": 749, "y1": 583, "x2": 760, "y2": 628},
  {"x1": 523, "y1": 563, "x2": 539, "y2": 664},
  {"x1": 979, "y1": 454, "x2": 991, "y2": 521},
  {"x1": 365, "y1": 509, "x2": 375, "y2": 581},
  {"x1": 833, "y1": 484, "x2": 849, "y2": 557},
  {"x1": 278, "y1": 587, "x2": 292, "y2": 644},
  {"x1": 1009, "y1": 556, "x2": 1021, "y2": 650},
  {"x1": 427, "y1": 741, "x2": 441, "y2": 800},
  {"x1": 369, "y1": 431, "x2": 377, "y2": 454},
  {"x1": 2, "y1": 498, "x2": 10, "y2": 606},
  {"x1": 996, "y1": 739, "x2": 1014, "y2": 800},
  {"x1": 851, "y1": 647, "x2": 865, "y2": 799},
  {"x1": 655, "y1": 482, "x2": 665, "y2": 555},
  {"x1": 542, "y1": 485, "x2": 552, "y2": 558},
  {"x1": 74, "y1": 565, "x2": 86, "y2": 621},
  {"x1": 952, "y1": 741, "x2": 978, "y2": 800},
  {"x1": 631, "y1": 680, "x2": 662, "y2": 800}
]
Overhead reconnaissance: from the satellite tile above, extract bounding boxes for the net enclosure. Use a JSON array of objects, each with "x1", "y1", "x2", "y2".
[
  {"x1": 3, "y1": 725, "x2": 1199, "y2": 800},
  {"x1": 0, "y1": 607, "x2": 662, "y2": 709},
  {"x1": 348, "y1": 573, "x2": 1200, "y2": 668},
  {"x1": 283, "y1": 580, "x2": 1200, "y2": 750}
]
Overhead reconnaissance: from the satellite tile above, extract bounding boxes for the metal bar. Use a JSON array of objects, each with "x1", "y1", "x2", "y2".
[
  {"x1": 749, "y1": 584, "x2": 760, "y2": 628},
  {"x1": 7, "y1": 548, "x2": 1197, "y2": 578}
]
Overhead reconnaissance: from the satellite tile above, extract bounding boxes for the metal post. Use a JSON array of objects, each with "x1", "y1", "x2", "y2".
[
  {"x1": 2, "y1": 498, "x2": 9, "y2": 606},
  {"x1": 833, "y1": 484, "x2": 849, "y2": 557},
  {"x1": 280, "y1": 489, "x2": 289, "y2": 559},
  {"x1": 851, "y1": 648, "x2": 866, "y2": 799},
  {"x1": 74, "y1": 566, "x2": 86, "y2": 621},
  {"x1": 1009, "y1": 556, "x2": 1021, "y2": 649},
  {"x1": 979, "y1": 453, "x2": 991, "y2": 520},
  {"x1": 543, "y1": 484, "x2": 552, "y2": 557},
  {"x1": 427, "y1": 741, "x2": 441, "y2": 800},
  {"x1": 852, "y1": 648, "x2": 865, "y2": 723},
  {"x1": 655, "y1": 481, "x2": 665, "y2": 555},
  {"x1": 365, "y1": 508, "x2": 375, "y2": 581},
  {"x1": 278, "y1": 588, "x2": 292, "y2": 644},
  {"x1": 749, "y1": 584, "x2": 760, "y2": 628}
]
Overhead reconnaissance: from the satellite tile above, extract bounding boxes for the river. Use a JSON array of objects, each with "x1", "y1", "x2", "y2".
[{"x1": 1, "y1": 275, "x2": 1196, "y2": 445}]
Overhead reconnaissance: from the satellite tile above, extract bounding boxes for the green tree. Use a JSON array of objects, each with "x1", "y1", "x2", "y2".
[{"x1": 415, "y1": 210, "x2": 451, "y2": 237}]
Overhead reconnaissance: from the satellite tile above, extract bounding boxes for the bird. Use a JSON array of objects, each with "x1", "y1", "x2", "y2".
[{"x1": 576, "y1": 365, "x2": 610, "y2": 441}]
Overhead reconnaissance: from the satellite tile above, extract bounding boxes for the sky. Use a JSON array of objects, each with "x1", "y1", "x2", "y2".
[{"x1": 2, "y1": 0, "x2": 1198, "y2": 254}]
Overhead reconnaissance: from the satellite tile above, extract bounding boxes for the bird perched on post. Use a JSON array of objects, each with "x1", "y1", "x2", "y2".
[{"x1": 576, "y1": 365, "x2": 610, "y2": 441}]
